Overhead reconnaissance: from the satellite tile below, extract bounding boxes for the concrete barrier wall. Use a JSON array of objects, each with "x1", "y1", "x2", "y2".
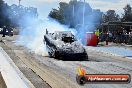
[{"x1": 0, "y1": 72, "x2": 7, "y2": 88}]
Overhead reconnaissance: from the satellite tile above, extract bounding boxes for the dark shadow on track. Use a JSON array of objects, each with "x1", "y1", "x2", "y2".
[{"x1": 52, "y1": 55, "x2": 89, "y2": 61}]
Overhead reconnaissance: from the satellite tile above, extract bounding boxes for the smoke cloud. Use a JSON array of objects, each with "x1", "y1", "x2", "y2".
[
  {"x1": 70, "y1": 2, "x2": 102, "y2": 44},
  {"x1": 54, "y1": 1, "x2": 103, "y2": 44},
  {"x1": 8, "y1": 1, "x2": 102, "y2": 56},
  {"x1": 15, "y1": 17, "x2": 75, "y2": 56},
  {"x1": 4, "y1": 4, "x2": 76, "y2": 56}
]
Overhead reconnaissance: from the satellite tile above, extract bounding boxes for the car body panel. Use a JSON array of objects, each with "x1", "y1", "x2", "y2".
[{"x1": 44, "y1": 31, "x2": 88, "y2": 60}]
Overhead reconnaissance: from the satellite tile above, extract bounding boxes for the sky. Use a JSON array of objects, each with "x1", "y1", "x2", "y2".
[{"x1": 3, "y1": 0, "x2": 132, "y2": 18}]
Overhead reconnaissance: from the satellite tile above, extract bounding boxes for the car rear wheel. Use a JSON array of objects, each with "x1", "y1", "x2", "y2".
[
  {"x1": 48, "y1": 52, "x2": 53, "y2": 58},
  {"x1": 54, "y1": 50, "x2": 59, "y2": 59}
]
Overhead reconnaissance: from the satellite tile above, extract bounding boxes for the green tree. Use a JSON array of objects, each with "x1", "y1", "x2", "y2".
[
  {"x1": 103, "y1": 10, "x2": 120, "y2": 22},
  {"x1": 59, "y1": 2, "x2": 69, "y2": 24},
  {"x1": 0, "y1": 0, "x2": 5, "y2": 27},
  {"x1": 49, "y1": 9, "x2": 62, "y2": 22},
  {"x1": 49, "y1": 2, "x2": 68, "y2": 24},
  {"x1": 122, "y1": 4, "x2": 132, "y2": 22},
  {"x1": 0, "y1": 0, "x2": 11, "y2": 27}
]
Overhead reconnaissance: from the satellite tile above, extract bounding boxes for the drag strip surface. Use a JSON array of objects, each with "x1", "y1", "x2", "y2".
[{"x1": 0, "y1": 36, "x2": 132, "y2": 88}]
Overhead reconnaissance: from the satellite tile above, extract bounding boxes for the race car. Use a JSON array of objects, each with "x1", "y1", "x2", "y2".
[{"x1": 43, "y1": 29, "x2": 88, "y2": 60}]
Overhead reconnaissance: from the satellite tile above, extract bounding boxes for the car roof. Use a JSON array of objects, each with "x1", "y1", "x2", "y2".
[{"x1": 55, "y1": 31, "x2": 71, "y2": 33}]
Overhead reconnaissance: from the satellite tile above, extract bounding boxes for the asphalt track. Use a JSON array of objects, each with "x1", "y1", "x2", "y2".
[{"x1": 0, "y1": 36, "x2": 132, "y2": 88}]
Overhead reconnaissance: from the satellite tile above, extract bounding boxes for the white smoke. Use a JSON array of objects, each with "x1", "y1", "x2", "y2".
[
  {"x1": 15, "y1": 17, "x2": 76, "y2": 56},
  {"x1": 14, "y1": 1, "x2": 102, "y2": 56}
]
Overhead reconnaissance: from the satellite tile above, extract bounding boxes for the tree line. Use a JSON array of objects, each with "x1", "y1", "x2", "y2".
[
  {"x1": 49, "y1": 0, "x2": 132, "y2": 28},
  {"x1": 0, "y1": 0, "x2": 38, "y2": 28},
  {"x1": 49, "y1": 0, "x2": 102, "y2": 28},
  {"x1": 103, "y1": 4, "x2": 132, "y2": 22}
]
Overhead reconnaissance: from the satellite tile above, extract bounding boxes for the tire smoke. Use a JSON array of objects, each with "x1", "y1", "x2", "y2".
[{"x1": 15, "y1": 18, "x2": 75, "y2": 56}]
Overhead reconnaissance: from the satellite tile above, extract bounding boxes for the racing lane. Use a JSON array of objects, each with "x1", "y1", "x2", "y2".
[{"x1": 0, "y1": 36, "x2": 132, "y2": 88}]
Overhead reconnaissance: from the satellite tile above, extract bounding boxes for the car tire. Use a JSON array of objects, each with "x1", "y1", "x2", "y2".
[
  {"x1": 54, "y1": 50, "x2": 59, "y2": 59},
  {"x1": 48, "y1": 52, "x2": 53, "y2": 58}
]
